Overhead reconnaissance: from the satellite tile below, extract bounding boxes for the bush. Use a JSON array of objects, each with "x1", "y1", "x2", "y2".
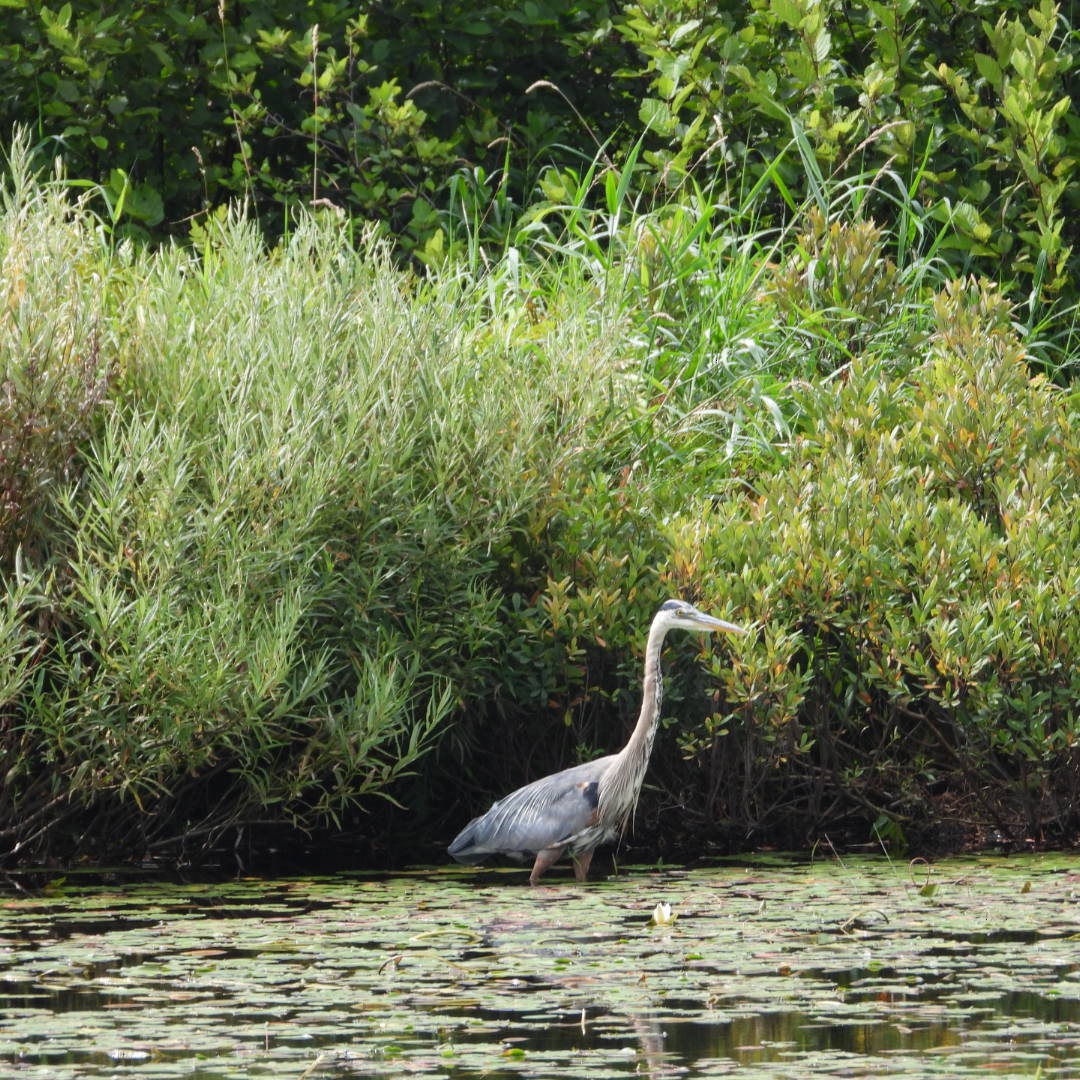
[
  {"x1": 438, "y1": 192, "x2": 1077, "y2": 859},
  {"x1": 0, "y1": 0, "x2": 627, "y2": 250},
  {"x1": 2, "y1": 1, "x2": 1077, "y2": 317},
  {"x1": 0, "y1": 158, "x2": 631, "y2": 862},
  {"x1": 0, "y1": 146, "x2": 113, "y2": 570},
  {"x1": 617, "y1": 0, "x2": 1078, "y2": 306},
  {"x1": 671, "y1": 278, "x2": 1080, "y2": 849},
  {"x1": 2, "y1": 137, "x2": 1077, "y2": 867}
]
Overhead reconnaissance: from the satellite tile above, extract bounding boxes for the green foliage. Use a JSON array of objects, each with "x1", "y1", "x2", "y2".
[
  {"x1": 672, "y1": 279, "x2": 1079, "y2": 844},
  {"x1": 2, "y1": 0, "x2": 1078, "y2": 317},
  {"x1": 1, "y1": 133, "x2": 1078, "y2": 865},
  {"x1": 767, "y1": 207, "x2": 922, "y2": 371},
  {"x1": 0, "y1": 0, "x2": 626, "y2": 251},
  {"x1": 0, "y1": 160, "x2": 627, "y2": 861},
  {"x1": 613, "y1": 0, "x2": 1078, "y2": 307},
  {"x1": 935, "y1": 0, "x2": 1075, "y2": 294},
  {"x1": 0, "y1": 143, "x2": 113, "y2": 568},
  {"x1": 0, "y1": 1, "x2": 222, "y2": 236},
  {"x1": 440, "y1": 182, "x2": 1076, "y2": 851},
  {"x1": 0, "y1": 556, "x2": 43, "y2": 714},
  {"x1": 507, "y1": 151, "x2": 799, "y2": 487}
]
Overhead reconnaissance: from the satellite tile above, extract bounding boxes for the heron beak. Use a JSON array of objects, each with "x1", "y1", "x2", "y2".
[{"x1": 690, "y1": 609, "x2": 746, "y2": 635}]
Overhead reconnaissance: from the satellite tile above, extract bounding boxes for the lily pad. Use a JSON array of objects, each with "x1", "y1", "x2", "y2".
[{"x1": 2, "y1": 856, "x2": 1080, "y2": 1077}]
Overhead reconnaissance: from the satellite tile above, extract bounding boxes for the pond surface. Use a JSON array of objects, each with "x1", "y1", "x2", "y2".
[{"x1": 2, "y1": 854, "x2": 1080, "y2": 1078}]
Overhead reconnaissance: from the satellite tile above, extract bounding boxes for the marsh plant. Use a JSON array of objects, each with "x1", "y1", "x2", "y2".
[
  {"x1": 0, "y1": 139, "x2": 633, "y2": 861},
  {"x1": 0, "y1": 126, "x2": 1078, "y2": 865},
  {"x1": 665, "y1": 279, "x2": 1080, "y2": 848},
  {"x1": 0, "y1": 157, "x2": 113, "y2": 570}
]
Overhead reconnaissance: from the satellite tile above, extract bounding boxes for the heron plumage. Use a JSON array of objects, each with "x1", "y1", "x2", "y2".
[{"x1": 447, "y1": 756, "x2": 615, "y2": 863}]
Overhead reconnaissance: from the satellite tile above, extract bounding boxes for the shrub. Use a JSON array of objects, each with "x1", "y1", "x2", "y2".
[
  {"x1": 766, "y1": 207, "x2": 924, "y2": 372},
  {"x1": 0, "y1": 168, "x2": 630, "y2": 862},
  {"x1": 672, "y1": 279, "x2": 1080, "y2": 848},
  {"x1": 3, "y1": 0, "x2": 1077, "y2": 319},
  {"x1": 0, "y1": 0, "x2": 627, "y2": 249},
  {"x1": 2, "y1": 138, "x2": 1077, "y2": 867},
  {"x1": 0, "y1": 143, "x2": 113, "y2": 569},
  {"x1": 614, "y1": 0, "x2": 1078, "y2": 308}
]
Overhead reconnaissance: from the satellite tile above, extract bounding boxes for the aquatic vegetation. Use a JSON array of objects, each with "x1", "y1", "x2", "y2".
[{"x1": 2, "y1": 855, "x2": 1079, "y2": 1077}]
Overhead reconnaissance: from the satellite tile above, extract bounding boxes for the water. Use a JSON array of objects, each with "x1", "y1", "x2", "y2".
[{"x1": 2, "y1": 855, "x2": 1079, "y2": 1077}]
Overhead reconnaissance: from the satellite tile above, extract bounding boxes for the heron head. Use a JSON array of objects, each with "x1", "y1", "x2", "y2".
[{"x1": 656, "y1": 598, "x2": 746, "y2": 636}]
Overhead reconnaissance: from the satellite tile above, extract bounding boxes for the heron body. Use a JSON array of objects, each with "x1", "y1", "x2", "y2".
[{"x1": 447, "y1": 599, "x2": 745, "y2": 884}]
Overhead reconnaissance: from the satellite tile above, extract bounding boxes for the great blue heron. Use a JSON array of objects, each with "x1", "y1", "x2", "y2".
[{"x1": 447, "y1": 599, "x2": 745, "y2": 884}]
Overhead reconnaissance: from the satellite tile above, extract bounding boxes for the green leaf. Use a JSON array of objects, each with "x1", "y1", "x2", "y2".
[
  {"x1": 771, "y1": 0, "x2": 803, "y2": 29},
  {"x1": 669, "y1": 19, "x2": 702, "y2": 46},
  {"x1": 639, "y1": 97, "x2": 677, "y2": 137},
  {"x1": 785, "y1": 49, "x2": 815, "y2": 84},
  {"x1": 812, "y1": 29, "x2": 831, "y2": 64},
  {"x1": 973, "y1": 51, "x2": 1002, "y2": 86}
]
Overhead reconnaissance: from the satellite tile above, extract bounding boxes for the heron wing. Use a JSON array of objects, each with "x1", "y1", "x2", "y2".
[{"x1": 448, "y1": 756, "x2": 616, "y2": 863}]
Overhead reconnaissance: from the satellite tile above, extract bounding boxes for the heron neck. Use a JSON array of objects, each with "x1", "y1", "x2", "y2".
[{"x1": 622, "y1": 619, "x2": 667, "y2": 767}]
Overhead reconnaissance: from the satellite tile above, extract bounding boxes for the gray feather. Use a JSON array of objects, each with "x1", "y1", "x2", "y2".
[{"x1": 448, "y1": 756, "x2": 615, "y2": 860}]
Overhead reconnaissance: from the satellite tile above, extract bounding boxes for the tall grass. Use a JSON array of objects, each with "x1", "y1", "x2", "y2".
[
  {"x1": 0, "y1": 145, "x2": 115, "y2": 570},
  {"x1": 472, "y1": 141, "x2": 956, "y2": 493}
]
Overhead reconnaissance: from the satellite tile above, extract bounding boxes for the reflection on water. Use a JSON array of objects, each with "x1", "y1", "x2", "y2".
[
  {"x1": 2, "y1": 856, "x2": 1080, "y2": 1078},
  {"x1": 513, "y1": 1007, "x2": 967, "y2": 1062},
  {"x1": 440, "y1": 982, "x2": 1079, "y2": 1075}
]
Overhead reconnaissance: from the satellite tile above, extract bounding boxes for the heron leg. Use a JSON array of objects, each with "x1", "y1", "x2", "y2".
[
  {"x1": 529, "y1": 846, "x2": 565, "y2": 886},
  {"x1": 571, "y1": 849, "x2": 594, "y2": 882}
]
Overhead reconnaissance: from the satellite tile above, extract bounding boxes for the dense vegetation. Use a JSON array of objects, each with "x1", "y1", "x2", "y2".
[
  {"x1": 1, "y1": 0, "x2": 1078, "y2": 867},
  {"x1": 2, "y1": 0, "x2": 1077, "y2": 310}
]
